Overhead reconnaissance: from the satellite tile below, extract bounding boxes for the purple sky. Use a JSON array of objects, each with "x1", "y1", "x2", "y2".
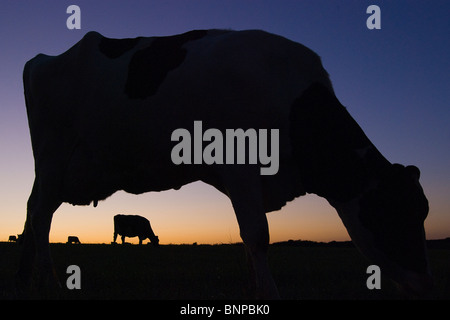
[{"x1": 1, "y1": 0, "x2": 449, "y2": 243}]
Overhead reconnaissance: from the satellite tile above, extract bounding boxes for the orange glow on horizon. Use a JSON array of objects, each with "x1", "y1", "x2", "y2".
[
  {"x1": 3, "y1": 181, "x2": 449, "y2": 245},
  {"x1": 43, "y1": 184, "x2": 352, "y2": 245}
]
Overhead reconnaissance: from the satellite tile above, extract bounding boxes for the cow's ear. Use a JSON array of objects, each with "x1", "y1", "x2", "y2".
[{"x1": 406, "y1": 165, "x2": 421, "y2": 180}]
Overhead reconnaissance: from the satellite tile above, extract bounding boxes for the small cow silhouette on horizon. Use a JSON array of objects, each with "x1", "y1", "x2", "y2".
[
  {"x1": 8, "y1": 234, "x2": 23, "y2": 243},
  {"x1": 66, "y1": 236, "x2": 81, "y2": 244}
]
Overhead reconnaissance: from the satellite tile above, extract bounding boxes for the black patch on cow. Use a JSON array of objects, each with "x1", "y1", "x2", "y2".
[
  {"x1": 99, "y1": 37, "x2": 140, "y2": 59},
  {"x1": 289, "y1": 82, "x2": 373, "y2": 202},
  {"x1": 125, "y1": 30, "x2": 208, "y2": 99}
]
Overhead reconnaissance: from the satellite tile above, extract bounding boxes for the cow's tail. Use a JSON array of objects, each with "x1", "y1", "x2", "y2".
[
  {"x1": 23, "y1": 59, "x2": 33, "y2": 122},
  {"x1": 23, "y1": 54, "x2": 50, "y2": 124},
  {"x1": 23, "y1": 58, "x2": 41, "y2": 158}
]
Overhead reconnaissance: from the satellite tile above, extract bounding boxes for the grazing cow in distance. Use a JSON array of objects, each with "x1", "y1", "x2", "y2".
[
  {"x1": 19, "y1": 29, "x2": 431, "y2": 298},
  {"x1": 113, "y1": 214, "x2": 159, "y2": 245},
  {"x1": 66, "y1": 236, "x2": 81, "y2": 244},
  {"x1": 9, "y1": 235, "x2": 17, "y2": 242}
]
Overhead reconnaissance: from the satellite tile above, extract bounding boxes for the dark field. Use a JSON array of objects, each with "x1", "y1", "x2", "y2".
[{"x1": 0, "y1": 242, "x2": 448, "y2": 300}]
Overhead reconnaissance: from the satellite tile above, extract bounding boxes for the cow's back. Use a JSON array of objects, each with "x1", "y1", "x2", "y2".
[{"x1": 114, "y1": 214, "x2": 150, "y2": 237}]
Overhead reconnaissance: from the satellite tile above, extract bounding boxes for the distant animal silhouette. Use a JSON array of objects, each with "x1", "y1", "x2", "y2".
[
  {"x1": 66, "y1": 236, "x2": 81, "y2": 244},
  {"x1": 113, "y1": 214, "x2": 159, "y2": 246},
  {"x1": 18, "y1": 29, "x2": 431, "y2": 298},
  {"x1": 8, "y1": 234, "x2": 23, "y2": 243}
]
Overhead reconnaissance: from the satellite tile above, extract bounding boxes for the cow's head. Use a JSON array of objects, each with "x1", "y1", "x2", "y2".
[
  {"x1": 150, "y1": 235, "x2": 160, "y2": 247},
  {"x1": 332, "y1": 164, "x2": 432, "y2": 296}
]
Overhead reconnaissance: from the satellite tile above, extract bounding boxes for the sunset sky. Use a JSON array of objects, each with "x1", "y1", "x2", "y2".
[{"x1": 1, "y1": 0, "x2": 449, "y2": 244}]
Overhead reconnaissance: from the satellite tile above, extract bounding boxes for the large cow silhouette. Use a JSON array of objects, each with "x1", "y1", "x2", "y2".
[{"x1": 18, "y1": 29, "x2": 431, "y2": 298}]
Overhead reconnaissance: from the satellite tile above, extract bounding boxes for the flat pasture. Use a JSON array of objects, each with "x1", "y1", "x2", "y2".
[{"x1": 0, "y1": 242, "x2": 448, "y2": 300}]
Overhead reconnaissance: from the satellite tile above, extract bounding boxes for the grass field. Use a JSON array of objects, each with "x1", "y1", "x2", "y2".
[{"x1": 0, "y1": 242, "x2": 448, "y2": 300}]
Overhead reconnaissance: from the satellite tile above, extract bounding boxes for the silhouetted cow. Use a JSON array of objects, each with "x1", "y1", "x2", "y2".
[
  {"x1": 9, "y1": 235, "x2": 17, "y2": 242},
  {"x1": 18, "y1": 29, "x2": 431, "y2": 298},
  {"x1": 113, "y1": 214, "x2": 159, "y2": 245},
  {"x1": 66, "y1": 236, "x2": 81, "y2": 244}
]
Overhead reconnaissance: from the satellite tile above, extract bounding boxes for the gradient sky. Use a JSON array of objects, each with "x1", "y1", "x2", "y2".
[{"x1": 1, "y1": 0, "x2": 449, "y2": 244}]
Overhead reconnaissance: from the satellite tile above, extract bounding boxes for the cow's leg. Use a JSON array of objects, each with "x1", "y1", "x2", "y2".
[
  {"x1": 139, "y1": 238, "x2": 143, "y2": 245},
  {"x1": 16, "y1": 207, "x2": 36, "y2": 293},
  {"x1": 236, "y1": 207, "x2": 279, "y2": 299},
  {"x1": 224, "y1": 172, "x2": 279, "y2": 299},
  {"x1": 113, "y1": 232, "x2": 118, "y2": 243},
  {"x1": 16, "y1": 180, "x2": 40, "y2": 293},
  {"x1": 16, "y1": 179, "x2": 61, "y2": 294},
  {"x1": 32, "y1": 194, "x2": 61, "y2": 291},
  {"x1": 121, "y1": 235, "x2": 126, "y2": 244}
]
